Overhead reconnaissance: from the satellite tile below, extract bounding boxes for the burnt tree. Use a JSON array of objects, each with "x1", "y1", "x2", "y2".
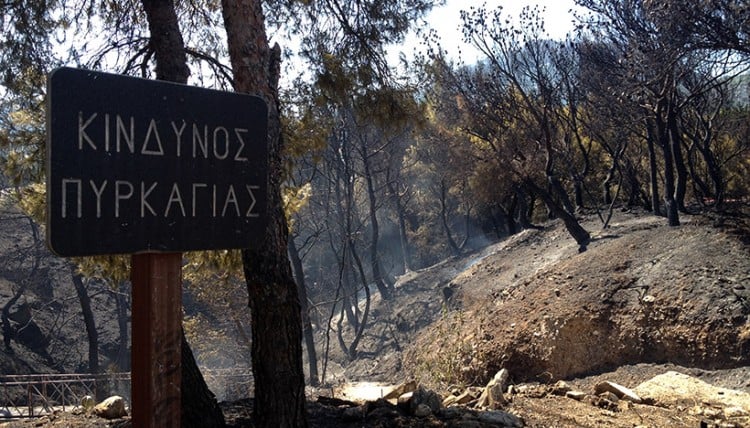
[{"x1": 221, "y1": 0, "x2": 308, "y2": 426}]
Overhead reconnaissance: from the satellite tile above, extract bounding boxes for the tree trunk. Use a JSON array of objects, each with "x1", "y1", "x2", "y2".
[
  {"x1": 667, "y1": 103, "x2": 689, "y2": 213},
  {"x1": 346, "y1": 244, "x2": 371, "y2": 359},
  {"x1": 221, "y1": 0, "x2": 308, "y2": 426},
  {"x1": 505, "y1": 200, "x2": 518, "y2": 236},
  {"x1": 2, "y1": 285, "x2": 25, "y2": 352},
  {"x1": 524, "y1": 179, "x2": 590, "y2": 250},
  {"x1": 115, "y1": 281, "x2": 130, "y2": 371},
  {"x1": 386, "y1": 178, "x2": 411, "y2": 272},
  {"x1": 70, "y1": 270, "x2": 98, "y2": 374},
  {"x1": 700, "y1": 146, "x2": 724, "y2": 208},
  {"x1": 342, "y1": 239, "x2": 362, "y2": 333},
  {"x1": 690, "y1": 140, "x2": 724, "y2": 207},
  {"x1": 685, "y1": 144, "x2": 711, "y2": 204},
  {"x1": 440, "y1": 178, "x2": 461, "y2": 256},
  {"x1": 181, "y1": 330, "x2": 225, "y2": 427},
  {"x1": 335, "y1": 167, "x2": 360, "y2": 331},
  {"x1": 513, "y1": 186, "x2": 533, "y2": 230},
  {"x1": 139, "y1": 1, "x2": 226, "y2": 426},
  {"x1": 602, "y1": 167, "x2": 614, "y2": 206},
  {"x1": 548, "y1": 175, "x2": 576, "y2": 215},
  {"x1": 645, "y1": 119, "x2": 662, "y2": 216},
  {"x1": 361, "y1": 141, "x2": 392, "y2": 299},
  {"x1": 573, "y1": 179, "x2": 584, "y2": 211},
  {"x1": 141, "y1": 0, "x2": 190, "y2": 83},
  {"x1": 655, "y1": 106, "x2": 680, "y2": 226},
  {"x1": 602, "y1": 148, "x2": 624, "y2": 207},
  {"x1": 288, "y1": 238, "x2": 319, "y2": 386}
]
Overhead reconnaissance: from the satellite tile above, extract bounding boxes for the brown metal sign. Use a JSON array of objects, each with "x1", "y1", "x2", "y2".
[{"x1": 46, "y1": 67, "x2": 268, "y2": 256}]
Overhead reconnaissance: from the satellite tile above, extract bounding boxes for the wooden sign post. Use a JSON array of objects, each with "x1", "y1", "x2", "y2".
[
  {"x1": 45, "y1": 67, "x2": 268, "y2": 427},
  {"x1": 131, "y1": 253, "x2": 182, "y2": 427}
]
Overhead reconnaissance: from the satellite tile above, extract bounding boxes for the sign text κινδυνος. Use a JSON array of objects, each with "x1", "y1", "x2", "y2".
[{"x1": 46, "y1": 67, "x2": 269, "y2": 256}]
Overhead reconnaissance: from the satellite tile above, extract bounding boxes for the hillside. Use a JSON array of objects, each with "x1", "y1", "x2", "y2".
[
  {"x1": 0, "y1": 203, "x2": 127, "y2": 376},
  {"x1": 316, "y1": 206, "x2": 750, "y2": 427},
  {"x1": 410, "y1": 208, "x2": 750, "y2": 383},
  {"x1": 321, "y1": 207, "x2": 749, "y2": 383}
]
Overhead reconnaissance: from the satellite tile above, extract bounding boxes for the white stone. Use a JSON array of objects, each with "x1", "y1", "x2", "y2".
[
  {"x1": 383, "y1": 380, "x2": 417, "y2": 400},
  {"x1": 634, "y1": 371, "x2": 750, "y2": 411},
  {"x1": 595, "y1": 381, "x2": 642, "y2": 404},
  {"x1": 81, "y1": 395, "x2": 95, "y2": 411},
  {"x1": 93, "y1": 395, "x2": 127, "y2": 420},
  {"x1": 724, "y1": 406, "x2": 749, "y2": 418}
]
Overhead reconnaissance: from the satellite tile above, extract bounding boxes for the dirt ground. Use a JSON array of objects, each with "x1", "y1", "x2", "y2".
[{"x1": 3, "y1": 206, "x2": 749, "y2": 427}]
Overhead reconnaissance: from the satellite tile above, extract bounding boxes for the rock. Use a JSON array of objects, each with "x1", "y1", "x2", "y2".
[
  {"x1": 367, "y1": 405, "x2": 400, "y2": 419},
  {"x1": 477, "y1": 369, "x2": 510, "y2": 409},
  {"x1": 341, "y1": 405, "x2": 366, "y2": 421},
  {"x1": 443, "y1": 388, "x2": 481, "y2": 407},
  {"x1": 492, "y1": 369, "x2": 511, "y2": 392},
  {"x1": 383, "y1": 380, "x2": 417, "y2": 400},
  {"x1": 565, "y1": 390, "x2": 587, "y2": 401},
  {"x1": 80, "y1": 395, "x2": 95, "y2": 412},
  {"x1": 414, "y1": 403, "x2": 432, "y2": 417},
  {"x1": 486, "y1": 383, "x2": 506, "y2": 409},
  {"x1": 397, "y1": 391, "x2": 413, "y2": 413},
  {"x1": 595, "y1": 381, "x2": 643, "y2": 403},
  {"x1": 552, "y1": 380, "x2": 572, "y2": 396},
  {"x1": 437, "y1": 406, "x2": 465, "y2": 419},
  {"x1": 724, "y1": 406, "x2": 749, "y2": 418},
  {"x1": 448, "y1": 421, "x2": 483, "y2": 428},
  {"x1": 634, "y1": 371, "x2": 750, "y2": 412},
  {"x1": 92, "y1": 396, "x2": 127, "y2": 420},
  {"x1": 599, "y1": 391, "x2": 620, "y2": 403},
  {"x1": 410, "y1": 386, "x2": 442, "y2": 415},
  {"x1": 477, "y1": 410, "x2": 524, "y2": 427}
]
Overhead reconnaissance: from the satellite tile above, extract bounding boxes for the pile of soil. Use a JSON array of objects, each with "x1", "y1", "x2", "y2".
[{"x1": 406, "y1": 208, "x2": 750, "y2": 386}]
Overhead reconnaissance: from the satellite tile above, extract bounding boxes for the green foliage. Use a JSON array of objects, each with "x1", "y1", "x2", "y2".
[{"x1": 0, "y1": 69, "x2": 47, "y2": 188}]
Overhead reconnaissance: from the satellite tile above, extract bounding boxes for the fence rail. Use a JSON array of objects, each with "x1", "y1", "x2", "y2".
[
  {"x1": 0, "y1": 373, "x2": 130, "y2": 419},
  {"x1": 0, "y1": 369, "x2": 253, "y2": 419}
]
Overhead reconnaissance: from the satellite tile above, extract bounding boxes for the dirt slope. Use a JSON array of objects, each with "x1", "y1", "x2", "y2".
[
  {"x1": 407, "y1": 208, "x2": 750, "y2": 385},
  {"x1": 0, "y1": 203, "x2": 125, "y2": 375}
]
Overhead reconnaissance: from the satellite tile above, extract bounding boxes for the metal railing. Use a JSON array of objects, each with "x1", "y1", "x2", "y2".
[
  {"x1": 0, "y1": 373, "x2": 130, "y2": 419},
  {"x1": 0, "y1": 369, "x2": 253, "y2": 418}
]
